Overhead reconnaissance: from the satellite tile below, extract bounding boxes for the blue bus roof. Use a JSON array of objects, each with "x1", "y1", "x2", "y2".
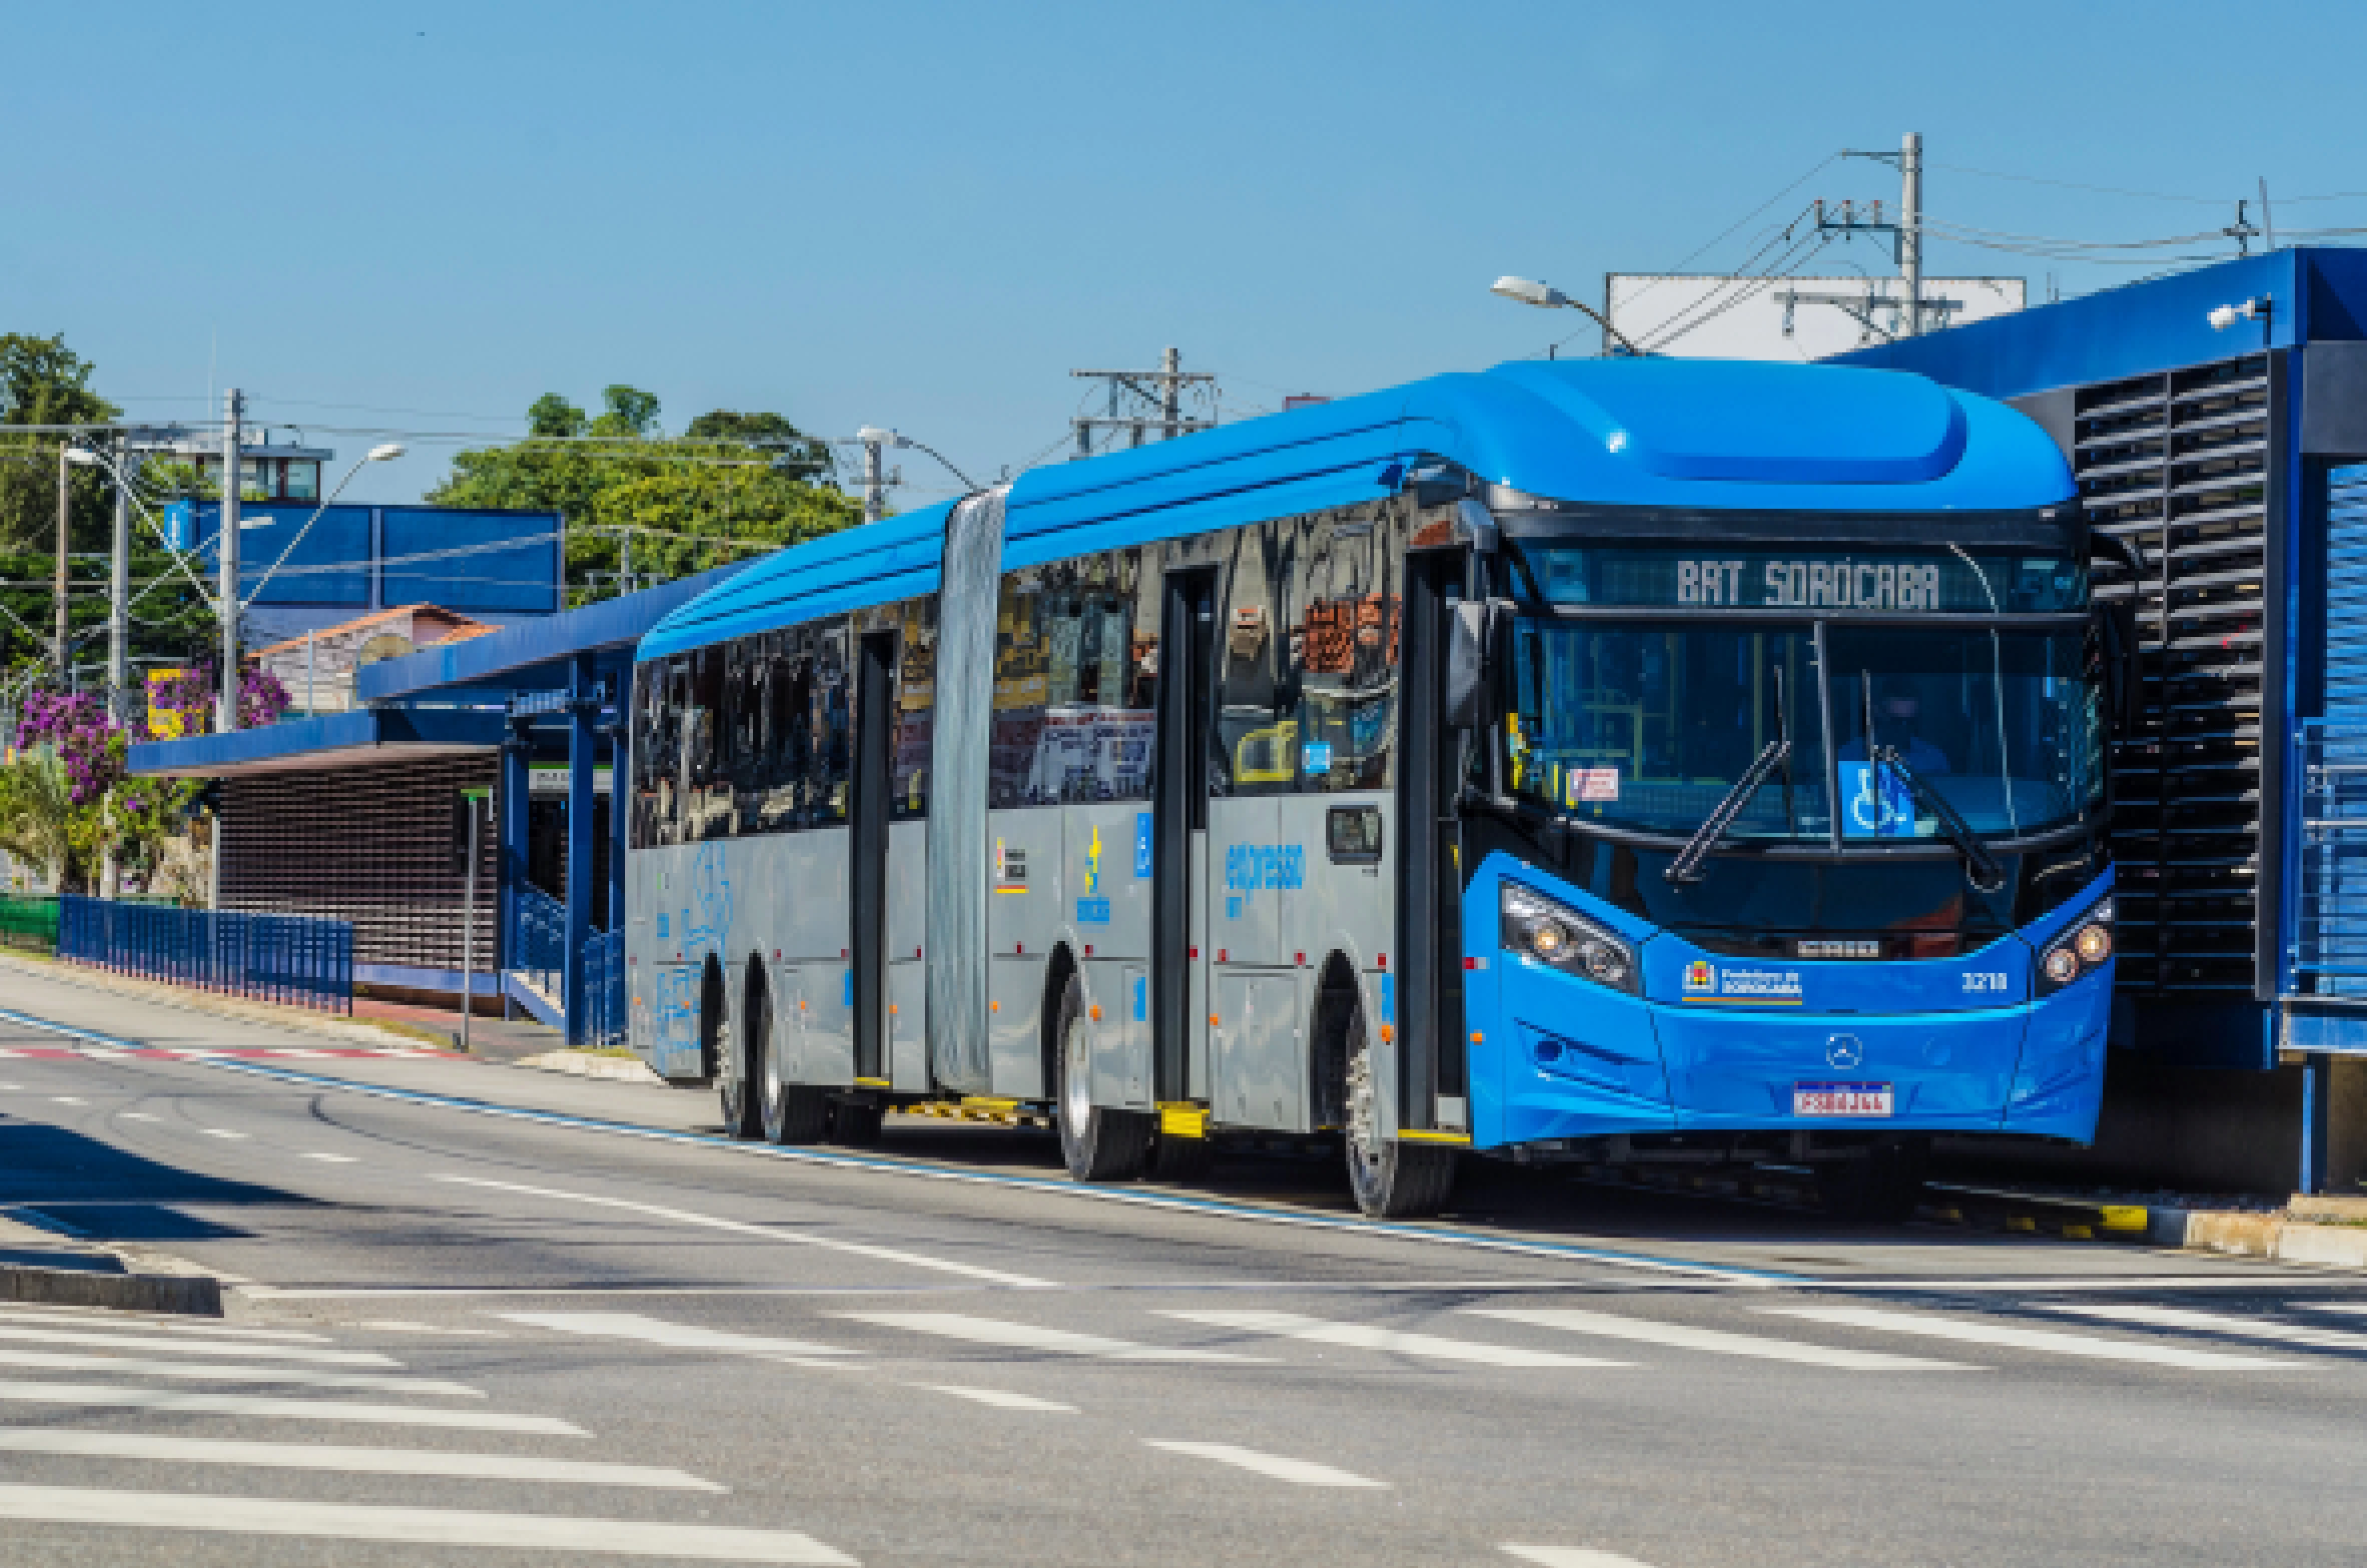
[{"x1": 640, "y1": 356, "x2": 2073, "y2": 662}]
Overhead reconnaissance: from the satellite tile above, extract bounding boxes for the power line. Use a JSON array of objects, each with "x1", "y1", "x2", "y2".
[{"x1": 1926, "y1": 161, "x2": 2228, "y2": 206}]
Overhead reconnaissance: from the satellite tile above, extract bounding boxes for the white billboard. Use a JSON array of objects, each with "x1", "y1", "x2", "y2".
[{"x1": 1605, "y1": 274, "x2": 2027, "y2": 361}]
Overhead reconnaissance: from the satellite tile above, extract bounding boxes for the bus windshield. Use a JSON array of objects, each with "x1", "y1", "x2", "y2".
[{"x1": 1505, "y1": 619, "x2": 2102, "y2": 846}]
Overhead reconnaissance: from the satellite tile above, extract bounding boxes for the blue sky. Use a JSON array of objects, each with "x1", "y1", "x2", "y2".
[{"x1": 7, "y1": 1, "x2": 2363, "y2": 507}]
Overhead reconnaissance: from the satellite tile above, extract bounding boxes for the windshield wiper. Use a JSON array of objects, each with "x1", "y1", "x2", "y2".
[
  {"x1": 1873, "y1": 743, "x2": 2007, "y2": 892},
  {"x1": 1665, "y1": 738, "x2": 1790, "y2": 885}
]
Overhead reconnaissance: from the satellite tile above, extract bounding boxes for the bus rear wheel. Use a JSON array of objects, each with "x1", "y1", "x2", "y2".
[
  {"x1": 1342, "y1": 1001, "x2": 1455, "y2": 1219},
  {"x1": 1054, "y1": 973, "x2": 1150, "y2": 1182},
  {"x1": 711, "y1": 968, "x2": 758, "y2": 1140}
]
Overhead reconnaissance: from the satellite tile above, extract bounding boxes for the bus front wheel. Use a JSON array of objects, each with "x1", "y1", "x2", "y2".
[
  {"x1": 1343, "y1": 1001, "x2": 1455, "y2": 1219},
  {"x1": 1054, "y1": 973, "x2": 1150, "y2": 1182}
]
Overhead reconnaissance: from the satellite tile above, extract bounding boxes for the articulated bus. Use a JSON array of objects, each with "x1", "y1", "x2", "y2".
[{"x1": 625, "y1": 357, "x2": 2127, "y2": 1218}]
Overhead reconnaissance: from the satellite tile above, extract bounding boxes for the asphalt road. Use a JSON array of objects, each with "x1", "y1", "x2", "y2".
[{"x1": 0, "y1": 967, "x2": 2362, "y2": 1568}]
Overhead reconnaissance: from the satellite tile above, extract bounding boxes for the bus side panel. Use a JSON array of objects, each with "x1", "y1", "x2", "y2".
[
  {"x1": 1213, "y1": 969, "x2": 1307, "y2": 1131},
  {"x1": 886, "y1": 819, "x2": 929, "y2": 1092},
  {"x1": 777, "y1": 828, "x2": 852, "y2": 1086},
  {"x1": 1208, "y1": 797, "x2": 1282, "y2": 963},
  {"x1": 1067, "y1": 801, "x2": 1153, "y2": 1109},
  {"x1": 633, "y1": 838, "x2": 736, "y2": 1084},
  {"x1": 1279, "y1": 790, "x2": 1390, "y2": 967},
  {"x1": 987, "y1": 807, "x2": 1063, "y2": 1097}
]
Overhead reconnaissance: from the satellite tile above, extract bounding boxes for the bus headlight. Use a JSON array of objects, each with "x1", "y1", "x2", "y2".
[
  {"x1": 1500, "y1": 882, "x2": 1640, "y2": 995},
  {"x1": 2036, "y1": 897, "x2": 2114, "y2": 996}
]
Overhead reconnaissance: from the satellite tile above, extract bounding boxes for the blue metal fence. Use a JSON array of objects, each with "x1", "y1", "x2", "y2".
[
  {"x1": 60, "y1": 897, "x2": 353, "y2": 1013},
  {"x1": 508, "y1": 884, "x2": 567, "y2": 1001},
  {"x1": 582, "y1": 928, "x2": 626, "y2": 1050}
]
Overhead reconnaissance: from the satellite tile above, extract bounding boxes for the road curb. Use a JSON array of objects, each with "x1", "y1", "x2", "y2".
[
  {"x1": 0, "y1": 949, "x2": 448, "y2": 1054},
  {"x1": 0, "y1": 1263, "x2": 223, "y2": 1316}
]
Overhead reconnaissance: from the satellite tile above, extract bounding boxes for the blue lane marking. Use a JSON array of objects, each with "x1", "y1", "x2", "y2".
[{"x1": 0, "y1": 1004, "x2": 1805, "y2": 1286}]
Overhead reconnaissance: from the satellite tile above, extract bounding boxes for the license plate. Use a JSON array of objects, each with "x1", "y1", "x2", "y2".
[{"x1": 1793, "y1": 1081, "x2": 1893, "y2": 1117}]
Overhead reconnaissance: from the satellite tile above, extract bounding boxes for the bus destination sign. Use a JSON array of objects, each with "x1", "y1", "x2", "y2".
[{"x1": 1517, "y1": 545, "x2": 2083, "y2": 614}]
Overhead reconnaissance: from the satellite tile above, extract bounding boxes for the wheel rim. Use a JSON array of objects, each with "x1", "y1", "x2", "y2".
[
  {"x1": 1061, "y1": 1009, "x2": 1093, "y2": 1136},
  {"x1": 1343, "y1": 1017, "x2": 1386, "y2": 1194}
]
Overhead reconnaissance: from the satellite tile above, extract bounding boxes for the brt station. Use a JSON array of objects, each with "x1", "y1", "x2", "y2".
[
  {"x1": 116, "y1": 254, "x2": 2367, "y2": 1210},
  {"x1": 129, "y1": 565, "x2": 751, "y2": 1034}
]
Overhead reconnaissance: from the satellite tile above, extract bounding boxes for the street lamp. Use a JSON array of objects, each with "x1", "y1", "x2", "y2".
[
  {"x1": 847, "y1": 428, "x2": 976, "y2": 523},
  {"x1": 1491, "y1": 275, "x2": 1647, "y2": 358}
]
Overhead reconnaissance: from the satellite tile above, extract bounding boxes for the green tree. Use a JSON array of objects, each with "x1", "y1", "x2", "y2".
[
  {"x1": 428, "y1": 386, "x2": 863, "y2": 605},
  {"x1": 0, "y1": 746, "x2": 73, "y2": 892},
  {"x1": 0, "y1": 333, "x2": 120, "y2": 556}
]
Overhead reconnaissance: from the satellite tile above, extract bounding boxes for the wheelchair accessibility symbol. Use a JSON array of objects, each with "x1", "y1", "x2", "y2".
[{"x1": 1839, "y1": 761, "x2": 1916, "y2": 841}]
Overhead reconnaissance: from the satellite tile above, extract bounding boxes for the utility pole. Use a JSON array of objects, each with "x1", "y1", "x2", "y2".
[
  {"x1": 53, "y1": 442, "x2": 72, "y2": 683},
  {"x1": 1070, "y1": 349, "x2": 1217, "y2": 460},
  {"x1": 218, "y1": 388, "x2": 243, "y2": 734},
  {"x1": 860, "y1": 434, "x2": 891, "y2": 524},
  {"x1": 1899, "y1": 132, "x2": 1924, "y2": 337},
  {"x1": 109, "y1": 434, "x2": 131, "y2": 722}
]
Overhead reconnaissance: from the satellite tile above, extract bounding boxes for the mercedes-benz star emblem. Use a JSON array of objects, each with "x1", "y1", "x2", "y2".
[{"x1": 1825, "y1": 1033, "x2": 1864, "y2": 1070}]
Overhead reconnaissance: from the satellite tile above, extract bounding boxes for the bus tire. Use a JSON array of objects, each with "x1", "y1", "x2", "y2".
[
  {"x1": 1342, "y1": 1000, "x2": 1456, "y2": 1219},
  {"x1": 1054, "y1": 973, "x2": 1150, "y2": 1182},
  {"x1": 710, "y1": 965, "x2": 758, "y2": 1140}
]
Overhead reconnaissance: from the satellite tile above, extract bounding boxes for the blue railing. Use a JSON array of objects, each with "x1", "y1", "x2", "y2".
[
  {"x1": 582, "y1": 928, "x2": 626, "y2": 1049},
  {"x1": 60, "y1": 897, "x2": 352, "y2": 1014},
  {"x1": 508, "y1": 883, "x2": 567, "y2": 1000}
]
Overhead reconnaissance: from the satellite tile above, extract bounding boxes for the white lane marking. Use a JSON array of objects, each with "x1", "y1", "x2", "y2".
[
  {"x1": 0, "y1": 1484, "x2": 851, "y2": 1562},
  {"x1": 0, "y1": 1324, "x2": 397, "y2": 1366},
  {"x1": 495, "y1": 1312, "x2": 859, "y2": 1359},
  {"x1": 1467, "y1": 1307, "x2": 1974, "y2": 1371},
  {"x1": 0, "y1": 1382, "x2": 584, "y2": 1433},
  {"x1": 199, "y1": 1128, "x2": 250, "y2": 1140},
  {"x1": 351, "y1": 1321, "x2": 509, "y2": 1337},
  {"x1": 1765, "y1": 1307, "x2": 2304, "y2": 1369},
  {"x1": 168, "y1": 1046, "x2": 1787, "y2": 1287},
  {"x1": 2288, "y1": 1301, "x2": 2367, "y2": 1318},
  {"x1": 1160, "y1": 1309, "x2": 1632, "y2": 1368},
  {"x1": 1799, "y1": 1278, "x2": 2312, "y2": 1291},
  {"x1": 908, "y1": 1383, "x2": 1077, "y2": 1412},
  {"x1": 302, "y1": 1152, "x2": 358, "y2": 1163},
  {"x1": 48, "y1": 1096, "x2": 83, "y2": 1105},
  {"x1": 0, "y1": 1308, "x2": 328, "y2": 1342},
  {"x1": 0, "y1": 1348, "x2": 481, "y2": 1397},
  {"x1": 840, "y1": 1312, "x2": 1264, "y2": 1362},
  {"x1": 1501, "y1": 1547, "x2": 1664, "y2": 1568},
  {"x1": 0, "y1": 1427, "x2": 714, "y2": 1488},
  {"x1": 2043, "y1": 1303, "x2": 2367, "y2": 1350},
  {"x1": 1145, "y1": 1440, "x2": 1386, "y2": 1488},
  {"x1": 433, "y1": 1175, "x2": 1055, "y2": 1289},
  {"x1": 118, "y1": 1112, "x2": 161, "y2": 1122}
]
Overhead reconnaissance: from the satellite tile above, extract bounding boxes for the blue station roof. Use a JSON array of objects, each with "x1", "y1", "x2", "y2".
[{"x1": 640, "y1": 356, "x2": 2073, "y2": 663}]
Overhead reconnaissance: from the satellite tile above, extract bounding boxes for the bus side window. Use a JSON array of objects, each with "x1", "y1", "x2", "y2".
[
  {"x1": 891, "y1": 596, "x2": 937, "y2": 821},
  {"x1": 1214, "y1": 523, "x2": 1292, "y2": 797},
  {"x1": 765, "y1": 637, "x2": 812, "y2": 831},
  {"x1": 684, "y1": 646, "x2": 725, "y2": 841},
  {"x1": 809, "y1": 624, "x2": 853, "y2": 826},
  {"x1": 991, "y1": 572, "x2": 1049, "y2": 808},
  {"x1": 1289, "y1": 508, "x2": 1398, "y2": 793}
]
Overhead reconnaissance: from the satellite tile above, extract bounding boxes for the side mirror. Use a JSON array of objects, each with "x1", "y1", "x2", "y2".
[{"x1": 1445, "y1": 600, "x2": 1491, "y2": 731}]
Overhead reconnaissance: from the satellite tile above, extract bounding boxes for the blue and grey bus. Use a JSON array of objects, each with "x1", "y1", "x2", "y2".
[{"x1": 624, "y1": 357, "x2": 2127, "y2": 1218}]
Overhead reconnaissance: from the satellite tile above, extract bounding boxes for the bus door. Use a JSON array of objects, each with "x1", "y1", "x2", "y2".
[
  {"x1": 1152, "y1": 569, "x2": 1218, "y2": 1114},
  {"x1": 1395, "y1": 549, "x2": 1467, "y2": 1137},
  {"x1": 850, "y1": 629, "x2": 897, "y2": 1090}
]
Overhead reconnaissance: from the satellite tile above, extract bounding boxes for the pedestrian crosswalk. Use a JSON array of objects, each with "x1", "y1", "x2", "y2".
[
  {"x1": 0, "y1": 1288, "x2": 2361, "y2": 1562},
  {"x1": 0, "y1": 1304, "x2": 859, "y2": 1563}
]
